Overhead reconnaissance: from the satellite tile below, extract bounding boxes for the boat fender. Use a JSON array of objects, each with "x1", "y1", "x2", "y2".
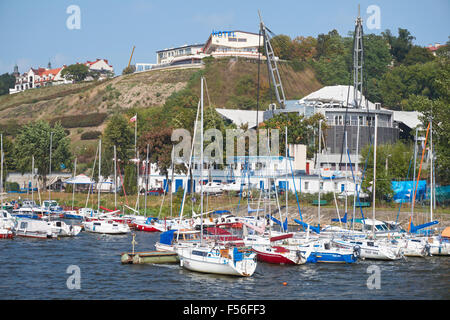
[
  {"x1": 353, "y1": 245, "x2": 361, "y2": 259},
  {"x1": 424, "y1": 243, "x2": 431, "y2": 256}
]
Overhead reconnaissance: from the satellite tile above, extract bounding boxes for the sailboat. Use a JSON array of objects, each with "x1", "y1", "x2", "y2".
[
  {"x1": 176, "y1": 77, "x2": 257, "y2": 277},
  {"x1": 82, "y1": 139, "x2": 131, "y2": 235}
]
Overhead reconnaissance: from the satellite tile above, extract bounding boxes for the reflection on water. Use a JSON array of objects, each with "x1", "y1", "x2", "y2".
[{"x1": 0, "y1": 226, "x2": 449, "y2": 300}]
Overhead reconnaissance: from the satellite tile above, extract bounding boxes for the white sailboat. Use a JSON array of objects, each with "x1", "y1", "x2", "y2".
[
  {"x1": 176, "y1": 77, "x2": 257, "y2": 276},
  {"x1": 82, "y1": 139, "x2": 130, "y2": 235}
]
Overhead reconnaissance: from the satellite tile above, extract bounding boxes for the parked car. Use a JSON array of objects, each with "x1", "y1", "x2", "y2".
[{"x1": 147, "y1": 188, "x2": 165, "y2": 196}]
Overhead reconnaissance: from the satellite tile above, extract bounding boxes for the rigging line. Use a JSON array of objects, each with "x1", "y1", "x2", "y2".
[
  {"x1": 85, "y1": 143, "x2": 99, "y2": 208},
  {"x1": 204, "y1": 77, "x2": 212, "y2": 107},
  {"x1": 287, "y1": 144, "x2": 305, "y2": 230}
]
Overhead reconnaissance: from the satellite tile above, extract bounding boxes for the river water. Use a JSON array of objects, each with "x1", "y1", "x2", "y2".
[{"x1": 1, "y1": 224, "x2": 449, "y2": 300}]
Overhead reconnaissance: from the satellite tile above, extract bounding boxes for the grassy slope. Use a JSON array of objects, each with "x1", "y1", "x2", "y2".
[{"x1": 0, "y1": 59, "x2": 323, "y2": 162}]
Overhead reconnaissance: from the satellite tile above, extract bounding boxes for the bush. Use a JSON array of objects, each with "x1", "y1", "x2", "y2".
[
  {"x1": 80, "y1": 130, "x2": 102, "y2": 140},
  {"x1": 5, "y1": 182, "x2": 19, "y2": 192}
]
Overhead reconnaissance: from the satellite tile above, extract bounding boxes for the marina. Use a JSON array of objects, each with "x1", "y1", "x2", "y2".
[
  {"x1": 0, "y1": 1, "x2": 449, "y2": 306},
  {"x1": 1, "y1": 229, "x2": 449, "y2": 300}
]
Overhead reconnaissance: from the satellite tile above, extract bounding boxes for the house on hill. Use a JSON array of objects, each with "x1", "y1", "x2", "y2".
[{"x1": 9, "y1": 62, "x2": 71, "y2": 94}]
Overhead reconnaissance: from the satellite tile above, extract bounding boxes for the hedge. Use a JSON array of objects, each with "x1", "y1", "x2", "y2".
[{"x1": 50, "y1": 113, "x2": 108, "y2": 128}]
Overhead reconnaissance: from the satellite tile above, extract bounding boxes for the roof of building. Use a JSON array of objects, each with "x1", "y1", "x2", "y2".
[
  {"x1": 215, "y1": 108, "x2": 265, "y2": 129},
  {"x1": 388, "y1": 110, "x2": 422, "y2": 129},
  {"x1": 298, "y1": 85, "x2": 377, "y2": 109},
  {"x1": 156, "y1": 44, "x2": 205, "y2": 53}
]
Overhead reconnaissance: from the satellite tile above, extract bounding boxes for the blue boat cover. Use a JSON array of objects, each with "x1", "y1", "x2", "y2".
[
  {"x1": 409, "y1": 220, "x2": 439, "y2": 233},
  {"x1": 159, "y1": 230, "x2": 176, "y2": 245},
  {"x1": 392, "y1": 180, "x2": 426, "y2": 203},
  {"x1": 211, "y1": 210, "x2": 231, "y2": 215},
  {"x1": 331, "y1": 212, "x2": 347, "y2": 223},
  {"x1": 294, "y1": 219, "x2": 320, "y2": 234},
  {"x1": 267, "y1": 215, "x2": 288, "y2": 232},
  {"x1": 145, "y1": 217, "x2": 158, "y2": 224}
]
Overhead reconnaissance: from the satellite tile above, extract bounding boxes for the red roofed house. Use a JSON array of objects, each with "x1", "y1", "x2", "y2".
[
  {"x1": 9, "y1": 62, "x2": 72, "y2": 94},
  {"x1": 84, "y1": 58, "x2": 114, "y2": 80},
  {"x1": 426, "y1": 43, "x2": 445, "y2": 56}
]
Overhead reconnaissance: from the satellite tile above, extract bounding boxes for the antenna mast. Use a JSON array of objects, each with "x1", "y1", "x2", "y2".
[{"x1": 353, "y1": 4, "x2": 364, "y2": 108}]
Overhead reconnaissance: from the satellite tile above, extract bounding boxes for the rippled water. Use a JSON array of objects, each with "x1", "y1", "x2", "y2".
[{"x1": 1, "y1": 223, "x2": 449, "y2": 300}]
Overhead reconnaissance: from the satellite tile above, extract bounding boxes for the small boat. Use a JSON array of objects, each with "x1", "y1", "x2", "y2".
[
  {"x1": 15, "y1": 218, "x2": 59, "y2": 239},
  {"x1": 298, "y1": 239, "x2": 360, "y2": 263},
  {"x1": 155, "y1": 229, "x2": 201, "y2": 252},
  {"x1": 0, "y1": 228, "x2": 14, "y2": 239},
  {"x1": 83, "y1": 219, "x2": 130, "y2": 235},
  {"x1": 133, "y1": 217, "x2": 166, "y2": 232},
  {"x1": 252, "y1": 244, "x2": 306, "y2": 265},
  {"x1": 1, "y1": 209, "x2": 16, "y2": 230},
  {"x1": 121, "y1": 251, "x2": 179, "y2": 264},
  {"x1": 332, "y1": 238, "x2": 403, "y2": 260},
  {"x1": 48, "y1": 220, "x2": 82, "y2": 237},
  {"x1": 177, "y1": 244, "x2": 258, "y2": 277},
  {"x1": 12, "y1": 200, "x2": 47, "y2": 219}
]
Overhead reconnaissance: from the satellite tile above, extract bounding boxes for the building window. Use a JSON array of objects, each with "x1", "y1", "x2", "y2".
[
  {"x1": 304, "y1": 181, "x2": 309, "y2": 190},
  {"x1": 238, "y1": 38, "x2": 247, "y2": 42},
  {"x1": 228, "y1": 38, "x2": 237, "y2": 42},
  {"x1": 320, "y1": 182, "x2": 323, "y2": 190}
]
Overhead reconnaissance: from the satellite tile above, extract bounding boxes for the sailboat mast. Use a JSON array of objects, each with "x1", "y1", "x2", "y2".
[
  {"x1": 170, "y1": 145, "x2": 174, "y2": 218},
  {"x1": 372, "y1": 115, "x2": 378, "y2": 238},
  {"x1": 98, "y1": 139, "x2": 101, "y2": 213},
  {"x1": 352, "y1": 120, "x2": 360, "y2": 232},
  {"x1": 71, "y1": 158, "x2": 77, "y2": 210},
  {"x1": 430, "y1": 120, "x2": 433, "y2": 222},
  {"x1": 114, "y1": 145, "x2": 117, "y2": 210},
  {"x1": 49, "y1": 132, "x2": 53, "y2": 203},
  {"x1": 318, "y1": 120, "x2": 322, "y2": 228},
  {"x1": 144, "y1": 144, "x2": 149, "y2": 216},
  {"x1": 200, "y1": 77, "x2": 204, "y2": 245},
  {"x1": 31, "y1": 156, "x2": 34, "y2": 205},
  {"x1": 285, "y1": 126, "x2": 288, "y2": 231},
  {"x1": 411, "y1": 128, "x2": 418, "y2": 218},
  {"x1": 0, "y1": 134, "x2": 2, "y2": 209}
]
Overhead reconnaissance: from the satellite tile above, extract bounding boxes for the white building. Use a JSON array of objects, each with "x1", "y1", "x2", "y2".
[
  {"x1": 203, "y1": 30, "x2": 264, "y2": 60},
  {"x1": 9, "y1": 64, "x2": 71, "y2": 94},
  {"x1": 156, "y1": 44, "x2": 205, "y2": 66},
  {"x1": 84, "y1": 58, "x2": 114, "y2": 79}
]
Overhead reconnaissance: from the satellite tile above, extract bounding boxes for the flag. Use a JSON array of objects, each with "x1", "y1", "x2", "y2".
[{"x1": 130, "y1": 115, "x2": 137, "y2": 122}]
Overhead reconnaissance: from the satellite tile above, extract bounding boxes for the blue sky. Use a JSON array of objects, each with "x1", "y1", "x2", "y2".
[{"x1": 0, "y1": 0, "x2": 449, "y2": 75}]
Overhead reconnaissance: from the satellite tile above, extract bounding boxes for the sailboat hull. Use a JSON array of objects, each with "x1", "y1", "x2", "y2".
[{"x1": 253, "y1": 246, "x2": 305, "y2": 265}]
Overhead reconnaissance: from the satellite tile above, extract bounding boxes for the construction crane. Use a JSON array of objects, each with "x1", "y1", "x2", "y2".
[{"x1": 127, "y1": 46, "x2": 135, "y2": 69}]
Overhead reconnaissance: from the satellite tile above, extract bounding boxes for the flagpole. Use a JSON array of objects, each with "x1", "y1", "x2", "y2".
[{"x1": 134, "y1": 114, "x2": 137, "y2": 157}]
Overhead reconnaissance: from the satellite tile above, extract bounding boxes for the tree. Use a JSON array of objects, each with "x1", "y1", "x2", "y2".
[
  {"x1": 382, "y1": 28, "x2": 415, "y2": 64},
  {"x1": 360, "y1": 141, "x2": 413, "y2": 202},
  {"x1": 406, "y1": 58, "x2": 450, "y2": 183},
  {"x1": 102, "y1": 113, "x2": 135, "y2": 176},
  {"x1": 261, "y1": 112, "x2": 326, "y2": 158},
  {"x1": 138, "y1": 125, "x2": 174, "y2": 181},
  {"x1": 14, "y1": 120, "x2": 72, "y2": 184},
  {"x1": 270, "y1": 35, "x2": 293, "y2": 60},
  {"x1": 292, "y1": 36, "x2": 317, "y2": 61},
  {"x1": 403, "y1": 46, "x2": 435, "y2": 66},
  {"x1": 61, "y1": 64, "x2": 90, "y2": 82},
  {"x1": 0, "y1": 73, "x2": 15, "y2": 96},
  {"x1": 122, "y1": 65, "x2": 136, "y2": 75}
]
